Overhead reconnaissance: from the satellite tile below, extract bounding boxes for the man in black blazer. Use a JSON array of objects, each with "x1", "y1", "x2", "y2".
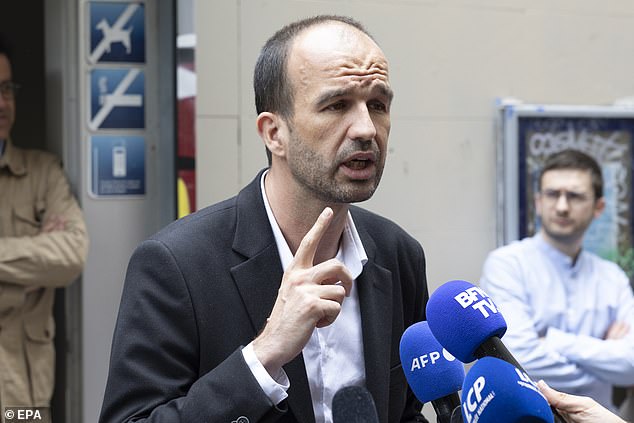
[{"x1": 100, "y1": 15, "x2": 429, "y2": 423}]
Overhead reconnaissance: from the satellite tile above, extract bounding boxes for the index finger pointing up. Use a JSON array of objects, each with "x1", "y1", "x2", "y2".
[{"x1": 294, "y1": 207, "x2": 334, "y2": 268}]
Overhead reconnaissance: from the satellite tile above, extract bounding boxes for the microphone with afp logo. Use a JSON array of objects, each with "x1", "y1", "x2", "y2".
[{"x1": 399, "y1": 321, "x2": 465, "y2": 423}]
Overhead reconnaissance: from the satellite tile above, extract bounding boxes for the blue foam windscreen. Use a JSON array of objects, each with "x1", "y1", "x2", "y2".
[
  {"x1": 399, "y1": 321, "x2": 465, "y2": 403},
  {"x1": 461, "y1": 357, "x2": 554, "y2": 423},
  {"x1": 426, "y1": 280, "x2": 507, "y2": 362}
]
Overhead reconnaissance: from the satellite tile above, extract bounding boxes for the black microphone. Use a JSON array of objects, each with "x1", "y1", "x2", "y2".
[
  {"x1": 425, "y1": 280, "x2": 565, "y2": 423},
  {"x1": 399, "y1": 321, "x2": 465, "y2": 423},
  {"x1": 332, "y1": 385, "x2": 379, "y2": 423},
  {"x1": 474, "y1": 333, "x2": 525, "y2": 370}
]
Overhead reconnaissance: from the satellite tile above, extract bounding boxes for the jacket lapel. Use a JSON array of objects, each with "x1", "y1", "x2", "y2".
[
  {"x1": 230, "y1": 170, "x2": 315, "y2": 423},
  {"x1": 355, "y1": 214, "x2": 393, "y2": 423}
]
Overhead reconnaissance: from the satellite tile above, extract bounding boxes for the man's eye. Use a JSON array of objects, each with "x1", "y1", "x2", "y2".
[
  {"x1": 368, "y1": 101, "x2": 387, "y2": 112},
  {"x1": 325, "y1": 101, "x2": 346, "y2": 111}
]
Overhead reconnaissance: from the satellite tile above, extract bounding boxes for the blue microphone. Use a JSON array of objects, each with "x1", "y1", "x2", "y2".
[
  {"x1": 426, "y1": 280, "x2": 564, "y2": 423},
  {"x1": 400, "y1": 321, "x2": 465, "y2": 423},
  {"x1": 461, "y1": 357, "x2": 554, "y2": 423},
  {"x1": 426, "y1": 280, "x2": 523, "y2": 368}
]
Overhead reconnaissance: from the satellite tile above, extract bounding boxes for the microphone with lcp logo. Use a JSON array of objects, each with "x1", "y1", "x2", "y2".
[{"x1": 461, "y1": 357, "x2": 554, "y2": 423}]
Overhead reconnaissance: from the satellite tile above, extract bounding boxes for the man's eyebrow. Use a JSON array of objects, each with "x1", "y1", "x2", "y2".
[
  {"x1": 316, "y1": 88, "x2": 350, "y2": 107},
  {"x1": 315, "y1": 86, "x2": 394, "y2": 107},
  {"x1": 378, "y1": 85, "x2": 395, "y2": 103}
]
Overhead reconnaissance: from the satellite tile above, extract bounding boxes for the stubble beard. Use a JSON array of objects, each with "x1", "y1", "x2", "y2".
[
  {"x1": 541, "y1": 216, "x2": 592, "y2": 246},
  {"x1": 286, "y1": 132, "x2": 384, "y2": 204}
]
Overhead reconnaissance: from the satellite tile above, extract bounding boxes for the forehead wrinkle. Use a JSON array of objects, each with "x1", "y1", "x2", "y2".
[
  {"x1": 319, "y1": 55, "x2": 389, "y2": 76},
  {"x1": 289, "y1": 22, "x2": 390, "y2": 96},
  {"x1": 339, "y1": 52, "x2": 389, "y2": 70},
  {"x1": 296, "y1": 58, "x2": 390, "y2": 91}
]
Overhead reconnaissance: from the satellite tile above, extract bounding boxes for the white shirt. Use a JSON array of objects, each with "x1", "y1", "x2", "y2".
[
  {"x1": 480, "y1": 233, "x2": 634, "y2": 409},
  {"x1": 241, "y1": 171, "x2": 368, "y2": 423}
]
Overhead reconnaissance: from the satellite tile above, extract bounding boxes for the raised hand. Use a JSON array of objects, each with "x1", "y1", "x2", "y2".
[{"x1": 252, "y1": 207, "x2": 353, "y2": 376}]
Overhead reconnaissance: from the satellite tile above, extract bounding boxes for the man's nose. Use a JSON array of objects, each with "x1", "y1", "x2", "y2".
[
  {"x1": 348, "y1": 104, "x2": 377, "y2": 142},
  {"x1": 555, "y1": 193, "x2": 570, "y2": 212}
]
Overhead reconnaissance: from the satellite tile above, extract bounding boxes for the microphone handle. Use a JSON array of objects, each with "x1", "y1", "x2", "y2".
[
  {"x1": 474, "y1": 336, "x2": 566, "y2": 423},
  {"x1": 473, "y1": 336, "x2": 525, "y2": 372},
  {"x1": 432, "y1": 392, "x2": 461, "y2": 423}
]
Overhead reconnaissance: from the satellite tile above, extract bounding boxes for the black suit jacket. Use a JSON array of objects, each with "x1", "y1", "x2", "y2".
[{"x1": 99, "y1": 170, "x2": 429, "y2": 423}]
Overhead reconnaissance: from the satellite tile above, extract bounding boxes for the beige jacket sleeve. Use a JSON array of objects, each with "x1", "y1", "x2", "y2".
[{"x1": 0, "y1": 153, "x2": 89, "y2": 288}]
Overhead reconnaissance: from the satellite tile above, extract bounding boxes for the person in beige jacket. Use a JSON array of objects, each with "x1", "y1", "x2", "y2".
[{"x1": 0, "y1": 37, "x2": 88, "y2": 413}]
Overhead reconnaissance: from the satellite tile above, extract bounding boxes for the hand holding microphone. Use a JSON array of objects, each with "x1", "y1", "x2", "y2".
[
  {"x1": 399, "y1": 321, "x2": 465, "y2": 423},
  {"x1": 537, "y1": 381, "x2": 628, "y2": 423}
]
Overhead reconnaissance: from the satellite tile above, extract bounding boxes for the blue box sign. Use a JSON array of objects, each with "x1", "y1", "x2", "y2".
[
  {"x1": 90, "y1": 68, "x2": 145, "y2": 130},
  {"x1": 89, "y1": 2, "x2": 145, "y2": 64},
  {"x1": 90, "y1": 135, "x2": 146, "y2": 196}
]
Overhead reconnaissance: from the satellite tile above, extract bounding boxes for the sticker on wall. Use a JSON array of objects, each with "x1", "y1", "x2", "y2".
[
  {"x1": 89, "y1": 68, "x2": 145, "y2": 130},
  {"x1": 90, "y1": 135, "x2": 145, "y2": 196},
  {"x1": 89, "y1": 2, "x2": 145, "y2": 64}
]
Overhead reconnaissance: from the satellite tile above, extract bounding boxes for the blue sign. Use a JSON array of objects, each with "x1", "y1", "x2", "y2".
[
  {"x1": 90, "y1": 135, "x2": 145, "y2": 196},
  {"x1": 89, "y1": 2, "x2": 145, "y2": 64},
  {"x1": 90, "y1": 68, "x2": 145, "y2": 130}
]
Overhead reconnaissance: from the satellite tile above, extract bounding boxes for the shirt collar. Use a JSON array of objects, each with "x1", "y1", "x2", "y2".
[
  {"x1": 534, "y1": 232, "x2": 585, "y2": 271},
  {"x1": 260, "y1": 170, "x2": 368, "y2": 279},
  {"x1": 0, "y1": 138, "x2": 27, "y2": 175}
]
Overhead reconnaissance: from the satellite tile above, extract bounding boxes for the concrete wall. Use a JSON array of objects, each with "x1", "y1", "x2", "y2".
[{"x1": 195, "y1": 0, "x2": 634, "y2": 291}]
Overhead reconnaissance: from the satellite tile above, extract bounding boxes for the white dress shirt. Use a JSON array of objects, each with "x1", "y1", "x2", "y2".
[
  {"x1": 480, "y1": 233, "x2": 634, "y2": 409},
  {"x1": 241, "y1": 171, "x2": 367, "y2": 423}
]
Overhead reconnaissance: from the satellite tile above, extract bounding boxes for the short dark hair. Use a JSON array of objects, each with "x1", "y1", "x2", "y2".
[
  {"x1": 0, "y1": 34, "x2": 13, "y2": 72},
  {"x1": 253, "y1": 16, "x2": 372, "y2": 163},
  {"x1": 254, "y1": 15, "x2": 371, "y2": 117},
  {"x1": 538, "y1": 149, "x2": 603, "y2": 199},
  {"x1": 0, "y1": 34, "x2": 13, "y2": 63}
]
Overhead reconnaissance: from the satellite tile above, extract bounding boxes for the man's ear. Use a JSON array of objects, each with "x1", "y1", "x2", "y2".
[
  {"x1": 534, "y1": 192, "x2": 543, "y2": 219},
  {"x1": 593, "y1": 196, "x2": 606, "y2": 219},
  {"x1": 256, "y1": 112, "x2": 287, "y2": 159}
]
